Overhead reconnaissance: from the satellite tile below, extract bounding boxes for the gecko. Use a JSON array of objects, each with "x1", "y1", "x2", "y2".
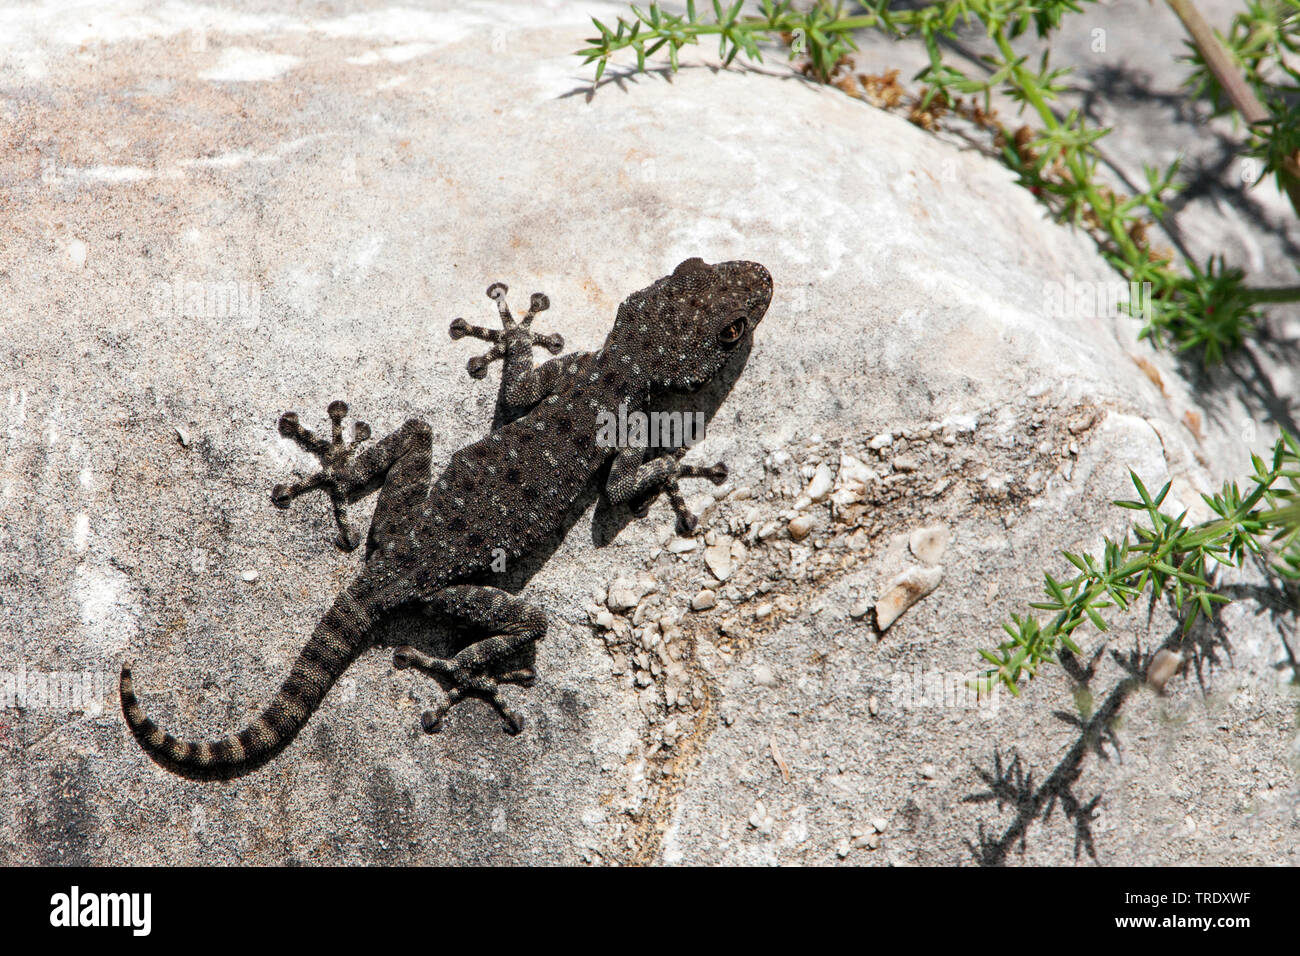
[{"x1": 120, "y1": 257, "x2": 773, "y2": 778}]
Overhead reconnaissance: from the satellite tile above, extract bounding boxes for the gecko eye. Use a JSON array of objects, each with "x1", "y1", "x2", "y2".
[{"x1": 718, "y1": 316, "x2": 747, "y2": 347}]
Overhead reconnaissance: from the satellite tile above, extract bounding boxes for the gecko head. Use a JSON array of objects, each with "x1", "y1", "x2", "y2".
[{"x1": 607, "y1": 257, "x2": 773, "y2": 393}]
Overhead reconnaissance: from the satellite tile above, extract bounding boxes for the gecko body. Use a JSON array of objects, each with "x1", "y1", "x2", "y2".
[{"x1": 120, "y1": 257, "x2": 772, "y2": 777}]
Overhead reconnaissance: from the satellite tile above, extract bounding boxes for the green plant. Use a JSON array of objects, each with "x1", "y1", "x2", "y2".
[
  {"x1": 1176, "y1": 0, "x2": 1300, "y2": 212},
  {"x1": 577, "y1": 0, "x2": 872, "y2": 83},
  {"x1": 576, "y1": 0, "x2": 1300, "y2": 363},
  {"x1": 979, "y1": 432, "x2": 1300, "y2": 694}
]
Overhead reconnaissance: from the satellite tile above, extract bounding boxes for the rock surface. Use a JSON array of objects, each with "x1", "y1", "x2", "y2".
[{"x1": 1, "y1": 1, "x2": 1296, "y2": 866}]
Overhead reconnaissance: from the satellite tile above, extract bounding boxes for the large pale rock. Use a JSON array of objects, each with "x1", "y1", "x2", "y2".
[{"x1": 1, "y1": 1, "x2": 1294, "y2": 866}]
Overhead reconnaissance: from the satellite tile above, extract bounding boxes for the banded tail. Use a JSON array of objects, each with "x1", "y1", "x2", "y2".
[{"x1": 121, "y1": 586, "x2": 374, "y2": 778}]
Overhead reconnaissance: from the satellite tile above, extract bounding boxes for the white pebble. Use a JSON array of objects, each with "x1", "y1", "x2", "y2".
[
  {"x1": 691, "y1": 589, "x2": 716, "y2": 611},
  {"x1": 805, "y1": 463, "x2": 834, "y2": 502},
  {"x1": 875, "y1": 566, "x2": 943, "y2": 631},
  {"x1": 606, "y1": 577, "x2": 643, "y2": 612},
  {"x1": 908, "y1": 524, "x2": 950, "y2": 565},
  {"x1": 704, "y1": 538, "x2": 733, "y2": 581}
]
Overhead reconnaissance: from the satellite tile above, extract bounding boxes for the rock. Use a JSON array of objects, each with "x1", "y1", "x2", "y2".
[
  {"x1": 869, "y1": 433, "x2": 894, "y2": 450},
  {"x1": 875, "y1": 567, "x2": 944, "y2": 631},
  {"x1": 805, "y1": 462, "x2": 834, "y2": 502},
  {"x1": 849, "y1": 598, "x2": 871, "y2": 619},
  {"x1": 7, "y1": 0, "x2": 1291, "y2": 868},
  {"x1": 691, "y1": 589, "x2": 717, "y2": 611},
  {"x1": 704, "y1": 538, "x2": 733, "y2": 581},
  {"x1": 788, "y1": 515, "x2": 814, "y2": 541},
  {"x1": 666, "y1": 537, "x2": 698, "y2": 554},
  {"x1": 837, "y1": 452, "x2": 875, "y2": 488},
  {"x1": 606, "y1": 577, "x2": 643, "y2": 612},
  {"x1": 908, "y1": 524, "x2": 950, "y2": 565},
  {"x1": 239, "y1": 570, "x2": 258, "y2": 582},
  {"x1": 852, "y1": 832, "x2": 882, "y2": 850},
  {"x1": 1147, "y1": 648, "x2": 1183, "y2": 694}
]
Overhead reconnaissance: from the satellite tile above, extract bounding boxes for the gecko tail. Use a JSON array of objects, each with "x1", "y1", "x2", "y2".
[{"x1": 120, "y1": 587, "x2": 374, "y2": 779}]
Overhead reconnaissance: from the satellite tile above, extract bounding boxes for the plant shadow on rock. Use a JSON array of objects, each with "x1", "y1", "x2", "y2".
[{"x1": 960, "y1": 604, "x2": 1241, "y2": 864}]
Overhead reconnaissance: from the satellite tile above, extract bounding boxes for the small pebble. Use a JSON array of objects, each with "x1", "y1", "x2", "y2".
[
  {"x1": 1147, "y1": 648, "x2": 1183, "y2": 694},
  {"x1": 869, "y1": 432, "x2": 893, "y2": 450},
  {"x1": 920, "y1": 762, "x2": 936, "y2": 779},
  {"x1": 176, "y1": 426, "x2": 191, "y2": 447},
  {"x1": 606, "y1": 577, "x2": 643, "y2": 612},
  {"x1": 691, "y1": 588, "x2": 717, "y2": 611},
  {"x1": 239, "y1": 570, "x2": 258, "y2": 582},
  {"x1": 849, "y1": 598, "x2": 871, "y2": 619},
  {"x1": 867, "y1": 696, "x2": 879, "y2": 716},
  {"x1": 805, "y1": 463, "x2": 834, "y2": 502},
  {"x1": 704, "y1": 539, "x2": 733, "y2": 581},
  {"x1": 788, "y1": 515, "x2": 814, "y2": 541},
  {"x1": 875, "y1": 566, "x2": 943, "y2": 631},
  {"x1": 908, "y1": 524, "x2": 950, "y2": 565}
]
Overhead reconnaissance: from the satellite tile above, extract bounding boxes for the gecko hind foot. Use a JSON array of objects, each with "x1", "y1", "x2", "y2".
[
  {"x1": 271, "y1": 400, "x2": 372, "y2": 551},
  {"x1": 450, "y1": 282, "x2": 563, "y2": 379},
  {"x1": 394, "y1": 645, "x2": 528, "y2": 735}
]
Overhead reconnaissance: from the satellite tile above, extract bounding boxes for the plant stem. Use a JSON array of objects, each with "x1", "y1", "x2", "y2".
[
  {"x1": 1165, "y1": 0, "x2": 1300, "y2": 215},
  {"x1": 1243, "y1": 284, "x2": 1300, "y2": 305}
]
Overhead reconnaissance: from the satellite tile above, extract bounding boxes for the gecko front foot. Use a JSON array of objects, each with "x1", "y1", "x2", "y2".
[
  {"x1": 271, "y1": 400, "x2": 372, "y2": 551},
  {"x1": 393, "y1": 645, "x2": 529, "y2": 735},
  {"x1": 449, "y1": 281, "x2": 564, "y2": 379},
  {"x1": 632, "y1": 457, "x2": 729, "y2": 535}
]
